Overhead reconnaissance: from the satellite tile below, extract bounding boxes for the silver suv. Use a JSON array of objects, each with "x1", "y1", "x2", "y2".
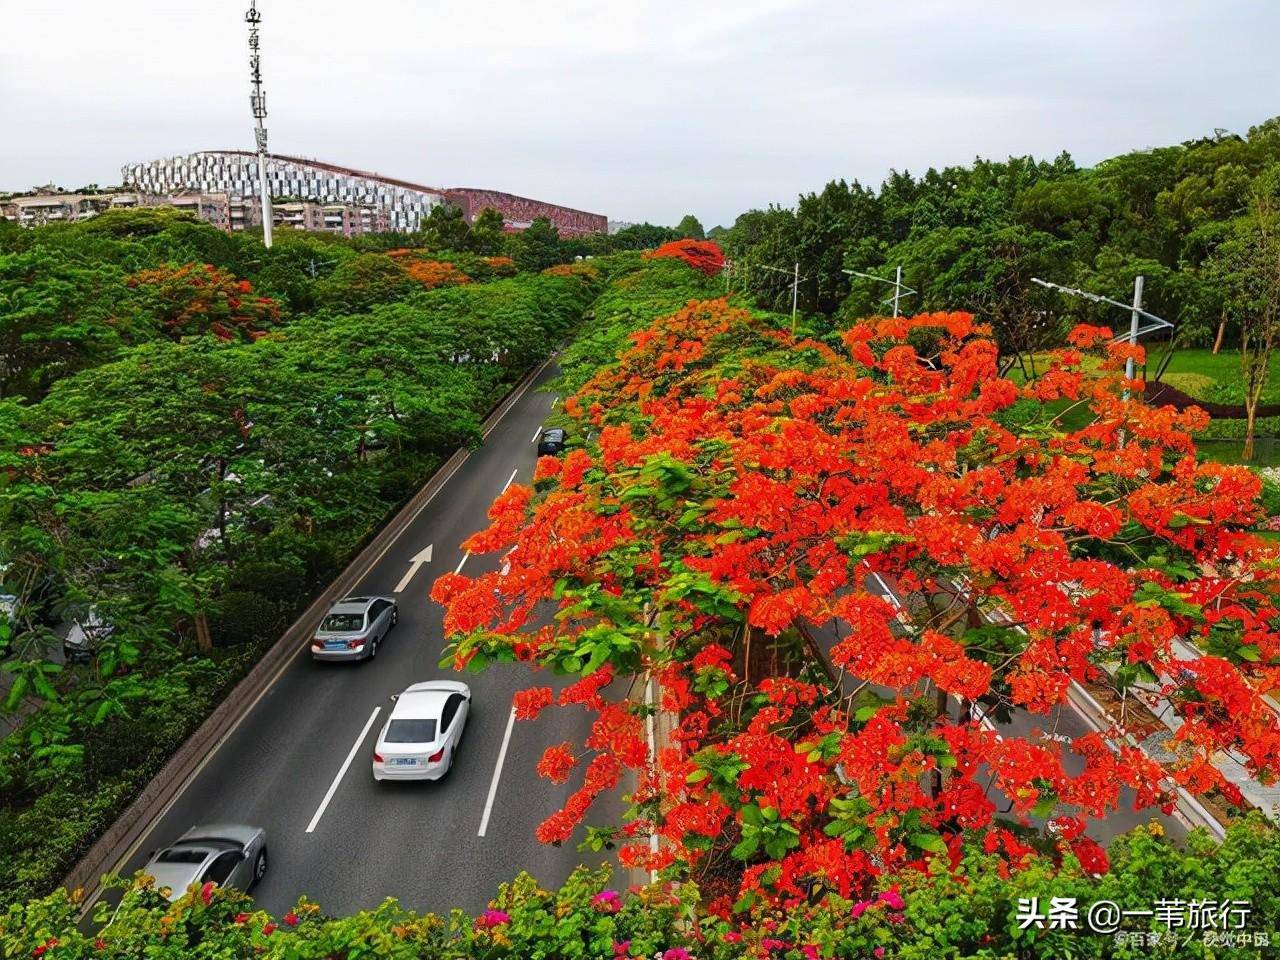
[{"x1": 311, "y1": 596, "x2": 398, "y2": 662}]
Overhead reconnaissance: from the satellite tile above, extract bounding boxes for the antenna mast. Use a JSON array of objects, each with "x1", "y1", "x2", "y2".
[{"x1": 246, "y1": 1, "x2": 273, "y2": 247}]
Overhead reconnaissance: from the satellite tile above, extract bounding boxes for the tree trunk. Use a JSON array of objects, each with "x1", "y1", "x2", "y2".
[
  {"x1": 1244, "y1": 401, "x2": 1258, "y2": 462},
  {"x1": 1212, "y1": 310, "x2": 1228, "y2": 355},
  {"x1": 195, "y1": 611, "x2": 213, "y2": 653}
]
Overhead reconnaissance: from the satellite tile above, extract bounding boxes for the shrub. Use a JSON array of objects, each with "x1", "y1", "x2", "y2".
[
  {"x1": 643, "y1": 238, "x2": 727, "y2": 276},
  {"x1": 210, "y1": 590, "x2": 287, "y2": 648}
]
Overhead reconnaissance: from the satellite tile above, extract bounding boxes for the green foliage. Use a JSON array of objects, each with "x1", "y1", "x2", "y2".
[
  {"x1": 511, "y1": 216, "x2": 563, "y2": 272},
  {"x1": 552, "y1": 253, "x2": 726, "y2": 396},
  {"x1": 675, "y1": 214, "x2": 706, "y2": 239},
  {"x1": 4, "y1": 820, "x2": 1280, "y2": 958},
  {"x1": 0, "y1": 214, "x2": 601, "y2": 909},
  {"x1": 722, "y1": 119, "x2": 1280, "y2": 355}
]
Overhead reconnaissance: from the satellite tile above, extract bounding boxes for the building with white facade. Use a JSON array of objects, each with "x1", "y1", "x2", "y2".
[{"x1": 122, "y1": 151, "x2": 444, "y2": 232}]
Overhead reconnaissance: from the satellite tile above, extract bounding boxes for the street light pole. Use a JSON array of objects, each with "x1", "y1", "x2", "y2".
[{"x1": 792, "y1": 261, "x2": 800, "y2": 329}]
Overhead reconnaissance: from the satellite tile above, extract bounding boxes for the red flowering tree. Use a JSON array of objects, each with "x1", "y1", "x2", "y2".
[
  {"x1": 405, "y1": 259, "x2": 473, "y2": 289},
  {"x1": 127, "y1": 263, "x2": 280, "y2": 341},
  {"x1": 484, "y1": 255, "x2": 519, "y2": 277},
  {"x1": 644, "y1": 239, "x2": 727, "y2": 276},
  {"x1": 433, "y1": 295, "x2": 1280, "y2": 912}
]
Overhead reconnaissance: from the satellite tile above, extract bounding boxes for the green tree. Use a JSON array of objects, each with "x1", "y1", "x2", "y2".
[
  {"x1": 511, "y1": 217, "x2": 562, "y2": 272},
  {"x1": 0, "y1": 248, "x2": 130, "y2": 399},
  {"x1": 314, "y1": 252, "x2": 413, "y2": 313},
  {"x1": 467, "y1": 207, "x2": 508, "y2": 256},
  {"x1": 1205, "y1": 170, "x2": 1280, "y2": 459},
  {"x1": 674, "y1": 214, "x2": 705, "y2": 239},
  {"x1": 416, "y1": 203, "x2": 472, "y2": 251},
  {"x1": 610, "y1": 223, "x2": 678, "y2": 251}
]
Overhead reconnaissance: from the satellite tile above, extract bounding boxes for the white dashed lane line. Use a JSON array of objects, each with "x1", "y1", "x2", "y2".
[{"x1": 306, "y1": 707, "x2": 382, "y2": 834}]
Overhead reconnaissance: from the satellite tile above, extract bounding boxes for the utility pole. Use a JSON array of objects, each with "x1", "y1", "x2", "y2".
[
  {"x1": 792, "y1": 261, "x2": 800, "y2": 327},
  {"x1": 1126, "y1": 275, "x2": 1145, "y2": 385},
  {"x1": 759, "y1": 262, "x2": 804, "y2": 334},
  {"x1": 1030, "y1": 276, "x2": 1171, "y2": 401},
  {"x1": 844, "y1": 266, "x2": 916, "y2": 318},
  {"x1": 246, "y1": 1, "x2": 273, "y2": 248}
]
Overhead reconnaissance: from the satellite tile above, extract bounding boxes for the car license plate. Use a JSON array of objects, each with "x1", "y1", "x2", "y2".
[{"x1": 389, "y1": 758, "x2": 417, "y2": 767}]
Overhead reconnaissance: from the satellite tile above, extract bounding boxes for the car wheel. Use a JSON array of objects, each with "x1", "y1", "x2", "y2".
[
  {"x1": 367, "y1": 636, "x2": 379, "y2": 660},
  {"x1": 445, "y1": 748, "x2": 454, "y2": 777},
  {"x1": 252, "y1": 848, "x2": 267, "y2": 885},
  {"x1": 390, "y1": 608, "x2": 398, "y2": 628}
]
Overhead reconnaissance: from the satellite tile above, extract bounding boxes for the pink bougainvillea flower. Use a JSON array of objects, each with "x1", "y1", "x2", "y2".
[
  {"x1": 476, "y1": 908, "x2": 511, "y2": 928},
  {"x1": 592, "y1": 889, "x2": 623, "y2": 913},
  {"x1": 879, "y1": 888, "x2": 905, "y2": 911}
]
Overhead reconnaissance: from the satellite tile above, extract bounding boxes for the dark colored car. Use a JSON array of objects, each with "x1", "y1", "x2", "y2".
[{"x1": 537, "y1": 427, "x2": 566, "y2": 456}]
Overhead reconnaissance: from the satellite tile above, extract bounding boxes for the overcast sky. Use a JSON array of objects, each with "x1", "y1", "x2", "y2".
[{"x1": 2, "y1": 0, "x2": 1277, "y2": 227}]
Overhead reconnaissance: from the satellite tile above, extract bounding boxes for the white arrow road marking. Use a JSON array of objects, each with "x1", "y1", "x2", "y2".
[
  {"x1": 307, "y1": 706, "x2": 381, "y2": 833},
  {"x1": 393, "y1": 544, "x2": 434, "y2": 593},
  {"x1": 478, "y1": 706, "x2": 517, "y2": 837}
]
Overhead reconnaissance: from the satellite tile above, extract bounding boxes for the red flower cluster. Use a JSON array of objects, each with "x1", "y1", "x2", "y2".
[
  {"x1": 433, "y1": 291, "x2": 1280, "y2": 912},
  {"x1": 644, "y1": 239, "x2": 727, "y2": 276},
  {"x1": 127, "y1": 263, "x2": 279, "y2": 341}
]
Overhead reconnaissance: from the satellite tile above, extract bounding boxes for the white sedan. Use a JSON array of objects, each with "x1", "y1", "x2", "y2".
[{"x1": 373, "y1": 680, "x2": 471, "y2": 781}]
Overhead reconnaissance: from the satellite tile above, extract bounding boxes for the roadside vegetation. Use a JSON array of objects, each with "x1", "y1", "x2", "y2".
[
  {"x1": 0, "y1": 209, "x2": 600, "y2": 908},
  {"x1": 6, "y1": 110, "x2": 1280, "y2": 955},
  {"x1": 6, "y1": 818, "x2": 1280, "y2": 958},
  {"x1": 436, "y1": 246, "x2": 1280, "y2": 922},
  {"x1": 6, "y1": 247, "x2": 1280, "y2": 957},
  {"x1": 722, "y1": 117, "x2": 1280, "y2": 457}
]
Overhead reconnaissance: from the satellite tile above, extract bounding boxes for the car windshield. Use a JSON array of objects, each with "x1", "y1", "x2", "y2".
[
  {"x1": 156, "y1": 847, "x2": 208, "y2": 864},
  {"x1": 385, "y1": 718, "x2": 437, "y2": 743},
  {"x1": 321, "y1": 613, "x2": 364, "y2": 631}
]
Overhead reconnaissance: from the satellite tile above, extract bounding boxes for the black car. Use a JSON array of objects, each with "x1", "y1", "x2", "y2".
[{"x1": 537, "y1": 427, "x2": 567, "y2": 456}]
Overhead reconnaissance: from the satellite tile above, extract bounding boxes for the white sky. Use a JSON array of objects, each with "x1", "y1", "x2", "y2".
[{"x1": 1, "y1": 0, "x2": 1277, "y2": 227}]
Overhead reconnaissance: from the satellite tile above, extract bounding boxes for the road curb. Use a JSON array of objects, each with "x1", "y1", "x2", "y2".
[
  {"x1": 67, "y1": 358, "x2": 554, "y2": 913},
  {"x1": 630, "y1": 671, "x2": 677, "y2": 890}
]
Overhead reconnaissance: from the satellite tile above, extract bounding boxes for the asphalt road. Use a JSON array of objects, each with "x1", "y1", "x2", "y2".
[
  {"x1": 118, "y1": 362, "x2": 620, "y2": 917},
  {"x1": 109, "y1": 360, "x2": 1197, "y2": 919}
]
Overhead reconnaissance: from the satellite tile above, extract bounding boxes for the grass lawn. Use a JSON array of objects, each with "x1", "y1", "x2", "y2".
[
  {"x1": 1011, "y1": 345, "x2": 1280, "y2": 464},
  {"x1": 1014, "y1": 346, "x2": 1280, "y2": 406},
  {"x1": 1156, "y1": 347, "x2": 1280, "y2": 406}
]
